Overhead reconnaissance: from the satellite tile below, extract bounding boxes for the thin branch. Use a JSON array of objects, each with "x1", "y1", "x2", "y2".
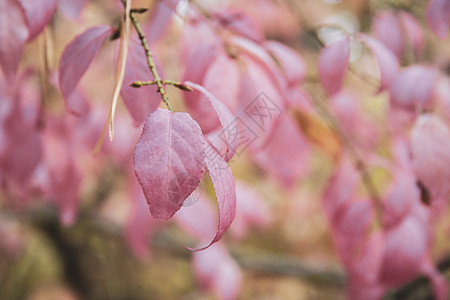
[
  {"x1": 130, "y1": 80, "x2": 193, "y2": 91},
  {"x1": 122, "y1": 0, "x2": 173, "y2": 112}
]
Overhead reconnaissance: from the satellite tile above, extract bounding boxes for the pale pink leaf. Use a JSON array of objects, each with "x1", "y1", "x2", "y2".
[
  {"x1": 264, "y1": 40, "x2": 306, "y2": 86},
  {"x1": 230, "y1": 182, "x2": 270, "y2": 240},
  {"x1": 134, "y1": 109, "x2": 206, "y2": 220},
  {"x1": 125, "y1": 178, "x2": 160, "y2": 260},
  {"x1": 373, "y1": 11, "x2": 403, "y2": 59},
  {"x1": 399, "y1": 12, "x2": 424, "y2": 57},
  {"x1": 18, "y1": 0, "x2": 57, "y2": 41},
  {"x1": 58, "y1": 0, "x2": 86, "y2": 19},
  {"x1": 359, "y1": 34, "x2": 399, "y2": 92},
  {"x1": 0, "y1": 0, "x2": 28, "y2": 83},
  {"x1": 183, "y1": 52, "x2": 240, "y2": 134},
  {"x1": 318, "y1": 38, "x2": 350, "y2": 95},
  {"x1": 193, "y1": 243, "x2": 242, "y2": 300},
  {"x1": 184, "y1": 82, "x2": 238, "y2": 161},
  {"x1": 213, "y1": 10, "x2": 263, "y2": 42},
  {"x1": 379, "y1": 217, "x2": 428, "y2": 286},
  {"x1": 427, "y1": 0, "x2": 450, "y2": 38},
  {"x1": 145, "y1": 0, "x2": 179, "y2": 45},
  {"x1": 121, "y1": 36, "x2": 161, "y2": 124},
  {"x1": 253, "y1": 115, "x2": 309, "y2": 188},
  {"x1": 188, "y1": 140, "x2": 236, "y2": 251},
  {"x1": 410, "y1": 114, "x2": 450, "y2": 208},
  {"x1": 175, "y1": 194, "x2": 218, "y2": 242},
  {"x1": 58, "y1": 26, "x2": 113, "y2": 108},
  {"x1": 390, "y1": 66, "x2": 438, "y2": 109}
]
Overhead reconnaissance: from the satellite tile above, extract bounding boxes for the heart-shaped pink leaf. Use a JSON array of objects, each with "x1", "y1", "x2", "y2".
[
  {"x1": 59, "y1": 25, "x2": 113, "y2": 111},
  {"x1": 134, "y1": 109, "x2": 206, "y2": 220},
  {"x1": 18, "y1": 0, "x2": 57, "y2": 41},
  {"x1": 0, "y1": 0, "x2": 29, "y2": 83},
  {"x1": 318, "y1": 38, "x2": 350, "y2": 95},
  {"x1": 188, "y1": 140, "x2": 236, "y2": 251}
]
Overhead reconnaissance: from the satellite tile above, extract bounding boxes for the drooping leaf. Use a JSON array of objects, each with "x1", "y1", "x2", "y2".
[
  {"x1": 390, "y1": 66, "x2": 438, "y2": 109},
  {"x1": 359, "y1": 34, "x2": 399, "y2": 92},
  {"x1": 399, "y1": 12, "x2": 424, "y2": 57},
  {"x1": 188, "y1": 140, "x2": 236, "y2": 251},
  {"x1": 426, "y1": 0, "x2": 450, "y2": 38},
  {"x1": 379, "y1": 217, "x2": 428, "y2": 286},
  {"x1": 17, "y1": 0, "x2": 57, "y2": 41},
  {"x1": 373, "y1": 11, "x2": 403, "y2": 59},
  {"x1": 0, "y1": 0, "x2": 29, "y2": 83},
  {"x1": 318, "y1": 38, "x2": 350, "y2": 95},
  {"x1": 410, "y1": 114, "x2": 450, "y2": 208},
  {"x1": 264, "y1": 40, "x2": 306, "y2": 87},
  {"x1": 134, "y1": 109, "x2": 206, "y2": 220},
  {"x1": 59, "y1": 26, "x2": 114, "y2": 110}
]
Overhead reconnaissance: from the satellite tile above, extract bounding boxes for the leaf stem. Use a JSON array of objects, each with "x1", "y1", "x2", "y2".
[{"x1": 122, "y1": 0, "x2": 173, "y2": 112}]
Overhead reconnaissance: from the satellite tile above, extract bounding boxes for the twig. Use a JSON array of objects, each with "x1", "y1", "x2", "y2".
[{"x1": 121, "y1": 0, "x2": 173, "y2": 112}]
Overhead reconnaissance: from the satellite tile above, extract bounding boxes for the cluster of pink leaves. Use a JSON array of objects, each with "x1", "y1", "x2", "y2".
[
  {"x1": 0, "y1": 0, "x2": 450, "y2": 299},
  {"x1": 317, "y1": 3, "x2": 450, "y2": 299}
]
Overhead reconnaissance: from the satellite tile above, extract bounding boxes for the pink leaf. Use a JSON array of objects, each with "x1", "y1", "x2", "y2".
[
  {"x1": 202, "y1": 53, "x2": 240, "y2": 114},
  {"x1": 121, "y1": 36, "x2": 161, "y2": 124},
  {"x1": 145, "y1": 0, "x2": 179, "y2": 45},
  {"x1": 184, "y1": 82, "x2": 238, "y2": 161},
  {"x1": 230, "y1": 181, "x2": 271, "y2": 240},
  {"x1": 399, "y1": 12, "x2": 424, "y2": 57},
  {"x1": 264, "y1": 40, "x2": 306, "y2": 86},
  {"x1": 58, "y1": 26, "x2": 113, "y2": 109},
  {"x1": 183, "y1": 52, "x2": 240, "y2": 134},
  {"x1": 188, "y1": 140, "x2": 236, "y2": 251},
  {"x1": 125, "y1": 178, "x2": 160, "y2": 260},
  {"x1": 253, "y1": 115, "x2": 309, "y2": 188},
  {"x1": 18, "y1": 0, "x2": 57, "y2": 41},
  {"x1": 318, "y1": 38, "x2": 350, "y2": 95},
  {"x1": 193, "y1": 243, "x2": 242, "y2": 300},
  {"x1": 426, "y1": 0, "x2": 450, "y2": 38},
  {"x1": 0, "y1": 0, "x2": 28, "y2": 83},
  {"x1": 175, "y1": 194, "x2": 218, "y2": 242},
  {"x1": 410, "y1": 114, "x2": 450, "y2": 208},
  {"x1": 359, "y1": 34, "x2": 399, "y2": 92},
  {"x1": 58, "y1": 0, "x2": 86, "y2": 19},
  {"x1": 373, "y1": 11, "x2": 403, "y2": 59},
  {"x1": 213, "y1": 10, "x2": 263, "y2": 42},
  {"x1": 134, "y1": 109, "x2": 206, "y2": 220},
  {"x1": 40, "y1": 117, "x2": 82, "y2": 226},
  {"x1": 379, "y1": 217, "x2": 428, "y2": 286},
  {"x1": 390, "y1": 66, "x2": 438, "y2": 109}
]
